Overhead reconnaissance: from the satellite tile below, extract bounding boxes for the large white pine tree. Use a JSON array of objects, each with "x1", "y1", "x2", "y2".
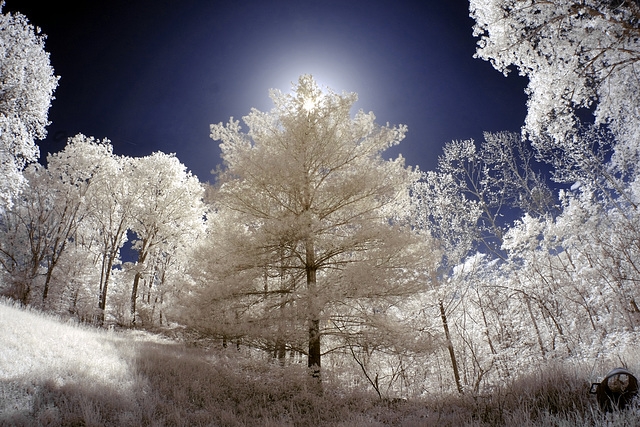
[{"x1": 204, "y1": 75, "x2": 436, "y2": 381}]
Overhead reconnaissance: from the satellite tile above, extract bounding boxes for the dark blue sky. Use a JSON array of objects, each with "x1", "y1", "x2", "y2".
[{"x1": 8, "y1": 1, "x2": 528, "y2": 182}]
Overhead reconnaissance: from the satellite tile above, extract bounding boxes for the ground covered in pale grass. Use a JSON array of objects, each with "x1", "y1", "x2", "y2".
[{"x1": 1, "y1": 300, "x2": 639, "y2": 426}]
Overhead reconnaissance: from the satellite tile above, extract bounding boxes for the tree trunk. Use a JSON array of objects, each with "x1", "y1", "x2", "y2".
[
  {"x1": 525, "y1": 296, "x2": 546, "y2": 357},
  {"x1": 130, "y1": 243, "x2": 149, "y2": 326},
  {"x1": 98, "y1": 248, "x2": 117, "y2": 325},
  {"x1": 276, "y1": 248, "x2": 287, "y2": 364},
  {"x1": 42, "y1": 229, "x2": 72, "y2": 304},
  {"x1": 159, "y1": 292, "x2": 164, "y2": 326},
  {"x1": 42, "y1": 267, "x2": 53, "y2": 302},
  {"x1": 130, "y1": 272, "x2": 142, "y2": 325},
  {"x1": 306, "y1": 238, "x2": 321, "y2": 383},
  {"x1": 308, "y1": 318, "x2": 321, "y2": 374},
  {"x1": 440, "y1": 299, "x2": 463, "y2": 394}
]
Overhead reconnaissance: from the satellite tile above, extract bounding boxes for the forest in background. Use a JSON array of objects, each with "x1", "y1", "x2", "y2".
[{"x1": 1, "y1": 0, "x2": 640, "y2": 402}]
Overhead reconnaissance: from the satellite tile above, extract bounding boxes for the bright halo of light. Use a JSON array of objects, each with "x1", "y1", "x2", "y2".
[
  {"x1": 247, "y1": 41, "x2": 372, "y2": 113},
  {"x1": 302, "y1": 96, "x2": 317, "y2": 112}
]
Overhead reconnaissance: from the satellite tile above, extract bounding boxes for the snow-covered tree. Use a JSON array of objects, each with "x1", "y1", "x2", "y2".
[
  {"x1": 410, "y1": 131, "x2": 555, "y2": 392},
  {"x1": 79, "y1": 142, "x2": 134, "y2": 323},
  {"x1": 127, "y1": 152, "x2": 205, "y2": 325},
  {"x1": 0, "y1": 131, "x2": 206, "y2": 324},
  {"x1": 500, "y1": 185, "x2": 640, "y2": 362},
  {"x1": 0, "y1": 135, "x2": 106, "y2": 305},
  {"x1": 470, "y1": 0, "x2": 640, "y2": 174},
  {"x1": 481, "y1": 131, "x2": 555, "y2": 216},
  {"x1": 413, "y1": 132, "x2": 553, "y2": 259},
  {"x1": 0, "y1": 165, "x2": 49, "y2": 304},
  {"x1": 204, "y1": 75, "x2": 436, "y2": 381},
  {"x1": 0, "y1": 6, "x2": 58, "y2": 208}
]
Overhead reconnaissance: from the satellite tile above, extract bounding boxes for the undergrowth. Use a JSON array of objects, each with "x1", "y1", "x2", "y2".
[{"x1": 1, "y1": 300, "x2": 639, "y2": 426}]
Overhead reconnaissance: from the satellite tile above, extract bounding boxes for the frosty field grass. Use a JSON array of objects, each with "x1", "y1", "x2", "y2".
[
  {"x1": 0, "y1": 301, "x2": 140, "y2": 420},
  {"x1": 1, "y1": 299, "x2": 639, "y2": 426}
]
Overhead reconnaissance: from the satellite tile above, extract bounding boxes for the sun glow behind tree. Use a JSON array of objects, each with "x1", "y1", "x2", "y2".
[
  {"x1": 243, "y1": 39, "x2": 375, "y2": 117},
  {"x1": 193, "y1": 75, "x2": 438, "y2": 386}
]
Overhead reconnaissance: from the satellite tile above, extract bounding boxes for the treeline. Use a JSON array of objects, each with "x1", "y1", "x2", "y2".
[
  {"x1": 0, "y1": 135, "x2": 205, "y2": 326},
  {"x1": 1, "y1": 1, "x2": 640, "y2": 398}
]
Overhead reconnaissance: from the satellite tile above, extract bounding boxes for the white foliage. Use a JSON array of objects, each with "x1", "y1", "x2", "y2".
[
  {"x1": 0, "y1": 7, "x2": 58, "y2": 208},
  {"x1": 470, "y1": 0, "x2": 640, "y2": 175},
  {"x1": 501, "y1": 213, "x2": 545, "y2": 256},
  {"x1": 126, "y1": 151, "x2": 206, "y2": 324},
  {"x1": 198, "y1": 75, "x2": 439, "y2": 370},
  {"x1": 128, "y1": 152, "x2": 205, "y2": 255}
]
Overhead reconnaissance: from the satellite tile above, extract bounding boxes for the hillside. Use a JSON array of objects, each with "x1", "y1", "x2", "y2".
[
  {"x1": 0, "y1": 300, "x2": 152, "y2": 424},
  {"x1": 0, "y1": 300, "x2": 421, "y2": 426},
  {"x1": 1, "y1": 299, "x2": 639, "y2": 426}
]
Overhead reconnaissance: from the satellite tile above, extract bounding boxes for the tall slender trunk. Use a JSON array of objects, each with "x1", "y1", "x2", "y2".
[
  {"x1": 98, "y1": 217, "x2": 127, "y2": 325},
  {"x1": 306, "y1": 238, "x2": 321, "y2": 381},
  {"x1": 525, "y1": 296, "x2": 546, "y2": 357},
  {"x1": 98, "y1": 250, "x2": 116, "y2": 325},
  {"x1": 42, "y1": 267, "x2": 53, "y2": 302},
  {"x1": 98, "y1": 253, "x2": 107, "y2": 312},
  {"x1": 42, "y1": 236, "x2": 67, "y2": 303},
  {"x1": 42, "y1": 204, "x2": 79, "y2": 304},
  {"x1": 130, "y1": 239, "x2": 150, "y2": 326},
  {"x1": 276, "y1": 249, "x2": 287, "y2": 364},
  {"x1": 477, "y1": 294, "x2": 496, "y2": 355},
  {"x1": 440, "y1": 299, "x2": 463, "y2": 394},
  {"x1": 130, "y1": 272, "x2": 142, "y2": 325}
]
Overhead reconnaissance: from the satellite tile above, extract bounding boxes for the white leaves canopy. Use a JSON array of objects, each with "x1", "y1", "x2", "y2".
[
  {"x1": 470, "y1": 0, "x2": 640, "y2": 172},
  {"x1": 0, "y1": 7, "x2": 58, "y2": 207},
  {"x1": 210, "y1": 75, "x2": 419, "y2": 273},
  {"x1": 204, "y1": 75, "x2": 435, "y2": 348},
  {"x1": 128, "y1": 151, "x2": 206, "y2": 256}
]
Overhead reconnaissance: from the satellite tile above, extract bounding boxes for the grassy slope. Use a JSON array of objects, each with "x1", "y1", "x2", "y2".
[
  {"x1": 1, "y1": 300, "x2": 639, "y2": 426},
  {"x1": 0, "y1": 300, "x2": 415, "y2": 426},
  {"x1": 0, "y1": 301, "x2": 142, "y2": 424}
]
